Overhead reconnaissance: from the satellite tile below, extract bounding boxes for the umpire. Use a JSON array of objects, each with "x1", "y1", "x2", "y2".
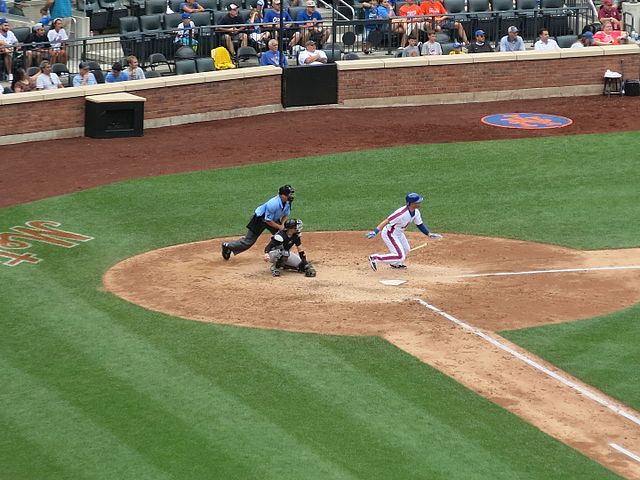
[{"x1": 222, "y1": 185, "x2": 295, "y2": 260}]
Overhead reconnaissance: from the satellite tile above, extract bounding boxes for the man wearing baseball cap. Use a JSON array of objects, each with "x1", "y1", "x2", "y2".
[
  {"x1": 296, "y1": 0, "x2": 329, "y2": 46},
  {"x1": 467, "y1": 29, "x2": 493, "y2": 53},
  {"x1": 499, "y1": 25, "x2": 525, "y2": 52},
  {"x1": 218, "y1": 2, "x2": 248, "y2": 56},
  {"x1": 23, "y1": 22, "x2": 50, "y2": 69},
  {"x1": 571, "y1": 30, "x2": 594, "y2": 48},
  {"x1": 73, "y1": 62, "x2": 98, "y2": 87},
  {"x1": 0, "y1": 17, "x2": 18, "y2": 81},
  {"x1": 598, "y1": 0, "x2": 622, "y2": 29}
]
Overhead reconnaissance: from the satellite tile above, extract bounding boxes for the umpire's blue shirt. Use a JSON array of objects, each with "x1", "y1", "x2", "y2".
[{"x1": 255, "y1": 195, "x2": 291, "y2": 222}]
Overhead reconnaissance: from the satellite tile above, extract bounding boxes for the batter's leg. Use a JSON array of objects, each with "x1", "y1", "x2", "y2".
[{"x1": 371, "y1": 229, "x2": 407, "y2": 265}]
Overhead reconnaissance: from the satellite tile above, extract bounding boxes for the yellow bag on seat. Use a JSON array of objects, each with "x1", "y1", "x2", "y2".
[{"x1": 212, "y1": 47, "x2": 236, "y2": 70}]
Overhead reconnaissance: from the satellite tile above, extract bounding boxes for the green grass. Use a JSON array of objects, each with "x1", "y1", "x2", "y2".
[
  {"x1": 501, "y1": 304, "x2": 640, "y2": 413},
  {"x1": 2, "y1": 131, "x2": 639, "y2": 478}
]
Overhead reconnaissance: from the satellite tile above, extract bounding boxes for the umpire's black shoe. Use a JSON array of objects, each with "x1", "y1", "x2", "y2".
[{"x1": 222, "y1": 242, "x2": 232, "y2": 260}]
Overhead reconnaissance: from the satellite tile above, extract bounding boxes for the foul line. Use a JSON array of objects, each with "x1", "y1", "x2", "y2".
[
  {"x1": 458, "y1": 265, "x2": 640, "y2": 278},
  {"x1": 609, "y1": 443, "x2": 640, "y2": 463},
  {"x1": 415, "y1": 298, "x2": 640, "y2": 428}
]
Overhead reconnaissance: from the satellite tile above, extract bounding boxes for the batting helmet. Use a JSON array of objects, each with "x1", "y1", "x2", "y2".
[
  {"x1": 279, "y1": 185, "x2": 296, "y2": 199},
  {"x1": 405, "y1": 193, "x2": 424, "y2": 205},
  {"x1": 284, "y1": 218, "x2": 303, "y2": 233}
]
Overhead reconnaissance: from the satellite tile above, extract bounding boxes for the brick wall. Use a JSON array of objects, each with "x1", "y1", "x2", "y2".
[{"x1": 1, "y1": 47, "x2": 638, "y2": 145}]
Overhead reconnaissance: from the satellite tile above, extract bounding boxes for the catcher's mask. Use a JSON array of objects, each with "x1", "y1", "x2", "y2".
[
  {"x1": 284, "y1": 218, "x2": 303, "y2": 233},
  {"x1": 279, "y1": 185, "x2": 296, "y2": 201}
]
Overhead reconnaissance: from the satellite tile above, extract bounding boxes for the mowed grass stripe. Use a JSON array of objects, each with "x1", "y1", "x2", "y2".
[
  {"x1": 2, "y1": 290, "x2": 358, "y2": 479},
  {"x1": 0, "y1": 357, "x2": 172, "y2": 480}
]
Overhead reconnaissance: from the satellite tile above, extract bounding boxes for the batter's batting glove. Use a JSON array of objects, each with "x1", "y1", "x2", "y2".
[
  {"x1": 366, "y1": 228, "x2": 379, "y2": 239},
  {"x1": 429, "y1": 233, "x2": 443, "y2": 239}
]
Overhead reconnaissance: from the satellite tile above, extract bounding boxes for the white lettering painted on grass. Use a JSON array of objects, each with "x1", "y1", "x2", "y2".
[
  {"x1": 458, "y1": 265, "x2": 640, "y2": 278},
  {"x1": 609, "y1": 443, "x2": 640, "y2": 463},
  {"x1": 415, "y1": 298, "x2": 640, "y2": 428}
]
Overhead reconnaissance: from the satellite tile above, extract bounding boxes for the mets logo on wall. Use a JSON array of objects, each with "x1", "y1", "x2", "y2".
[{"x1": 481, "y1": 113, "x2": 573, "y2": 129}]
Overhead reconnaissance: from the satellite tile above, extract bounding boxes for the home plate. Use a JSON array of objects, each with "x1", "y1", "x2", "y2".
[{"x1": 380, "y1": 279, "x2": 407, "y2": 286}]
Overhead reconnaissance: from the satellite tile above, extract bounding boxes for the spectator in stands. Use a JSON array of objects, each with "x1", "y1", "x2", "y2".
[
  {"x1": 259, "y1": 38, "x2": 289, "y2": 66},
  {"x1": 0, "y1": 17, "x2": 18, "y2": 81},
  {"x1": 36, "y1": 60, "x2": 64, "y2": 89},
  {"x1": 105, "y1": 61, "x2": 129, "y2": 82},
  {"x1": 571, "y1": 31, "x2": 594, "y2": 48},
  {"x1": 72, "y1": 61, "x2": 98, "y2": 86},
  {"x1": 180, "y1": 0, "x2": 205, "y2": 13},
  {"x1": 598, "y1": 0, "x2": 622, "y2": 30},
  {"x1": 297, "y1": 0, "x2": 329, "y2": 46},
  {"x1": 298, "y1": 39, "x2": 327, "y2": 64},
  {"x1": 593, "y1": 19, "x2": 629, "y2": 45},
  {"x1": 362, "y1": 0, "x2": 388, "y2": 54},
  {"x1": 467, "y1": 29, "x2": 493, "y2": 53},
  {"x1": 421, "y1": 29, "x2": 442, "y2": 54},
  {"x1": 449, "y1": 40, "x2": 464, "y2": 54},
  {"x1": 46, "y1": 0, "x2": 72, "y2": 24},
  {"x1": 249, "y1": 0, "x2": 270, "y2": 50},
  {"x1": 125, "y1": 55, "x2": 146, "y2": 80},
  {"x1": 24, "y1": 23, "x2": 50, "y2": 69},
  {"x1": 175, "y1": 12, "x2": 198, "y2": 48},
  {"x1": 381, "y1": 0, "x2": 404, "y2": 37},
  {"x1": 402, "y1": 35, "x2": 420, "y2": 56},
  {"x1": 534, "y1": 28, "x2": 560, "y2": 50},
  {"x1": 11, "y1": 67, "x2": 38, "y2": 92},
  {"x1": 48, "y1": 18, "x2": 68, "y2": 65},
  {"x1": 218, "y1": 3, "x2": 249, "y2": 56},
  {"x1": 499, "y1": 25, "x2": 525, "y2": 52},
  {"x1": 419, "y1": 0, "x2": 468, "y2": 45},
  {"x1": 264, "y1": 0, "x2": 301, "y2": 51},
  {"x1": 398, "y1": 0, "x2": 423, "y2": 47}
]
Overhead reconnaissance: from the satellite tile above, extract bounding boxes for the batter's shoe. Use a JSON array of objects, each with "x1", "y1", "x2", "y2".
[
  {"x1": 221, "y1": 242, "x2": 232, "y2": 261},
  {"x1": 390, "y1": 264, "x2": 407, "y2": 269},
  {"x1": 368, "y1": 255, "x2": 377, "y2": 272}
]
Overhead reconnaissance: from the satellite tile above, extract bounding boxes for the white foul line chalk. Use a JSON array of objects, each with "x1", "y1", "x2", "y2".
[
  {"x1": 415, "y1": 298, "x2": 640, "y2": 428},
  {"x1": 458, "y1": 265, "x2": 640, "y2": 278},
  {"x1": 609, "y1": 443, "x2": 640, "y2": 463}
]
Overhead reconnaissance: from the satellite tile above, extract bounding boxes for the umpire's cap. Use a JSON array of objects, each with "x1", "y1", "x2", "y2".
[
  {"x1": 406, "y1": 192, "x2": 424, "y2": 204},
  {"x1": 279, "y1": 185, "x2": 295, "y2": 198}
]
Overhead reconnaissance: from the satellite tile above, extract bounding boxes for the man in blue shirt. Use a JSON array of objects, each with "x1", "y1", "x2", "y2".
[
  {"x1": 222, "y1": 185, "x2": 296, "y2": 259},
  {"x1": 263, "y1": 0, "x2": 301, "y2": 50},
  {"x1": 259, "y1": 38, "x2": 289, "y2": 66},
  {"x1": 72, "y1": 62, "x2": 98, "y2": 87},
  {"x1": 499, "y1": 25, "x2": 525, "y2": 52},
  {"x1": 296, "y1": 0, "x2": 329, "y2": 46}
]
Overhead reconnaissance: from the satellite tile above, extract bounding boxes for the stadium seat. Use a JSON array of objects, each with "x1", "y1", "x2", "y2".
[
  {"x1": 175, "y1": 58, "x2": 197, "y2": 74},
  {"x1": 325, "y1": 48, "x2": 341, "y2": 63},
  {"x1": 146, "y1": 0, "x2": 168, "y2": 15},
  {"x1": 120, "y1": 16, "x2": 142, "y2": 35},
  {"x1": 175, "y1": 45, "x2": 197, "y2": 59},
  {"x1": 191, "y1": 11, "x2": 213, "y2": 26},
  {"x1": 140, "y1": 14, "x2": 164, "y2": 33},
  {"x1": 195, "y1": 56, "x2": 215, "y2": 71},
  {"x1": 541, "y1": 0, "x2": 570, "y2": 36},
  {"x1": 441, "y1": 42, "x2": 455, "y2": 54},
  {"x1": 27, "y1": 66, "x2": 40, "y2": 76},
  {"x1": 219, "y1": 0, "x2": 237, "y2": 10},
  {"x1": 467, "y1": 0, "x2": 493, "y2": 41},
  {"x1": 149, "y1": 52, "x2": 174, "y2": 73},
  {"x1": 163, "y1": 12, "x2": 183, "y2": 28},
  {"x1": 144, "y1": 69, "x2": 162, "y2": 77},
  {"x1": 555, "y1": 34, "x2": 577, "y2": 47},
  {"x1": 443, "y1": 0, "x2": 465, "y2": 14},
  {"x1": 236, "y1": 45, "x2": 259, "y2": 66},
  {"x1": 343, "y1": 52, "x2": 360, "y2": 60},
  {"x1": 12, "y1": 27, "x2": 30, "y2": 43},
  {"x1": 199, "y1": 0, "x2": 217, "y2": 10}
]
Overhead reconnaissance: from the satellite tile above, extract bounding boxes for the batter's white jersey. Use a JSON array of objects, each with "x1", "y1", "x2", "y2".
[{"x1": 370, "y1": 206, "x2": 423, "y2": 265}]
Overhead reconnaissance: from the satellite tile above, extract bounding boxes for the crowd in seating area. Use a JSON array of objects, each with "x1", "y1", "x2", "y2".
[{"x1": 0, "y1": 0, "x2": 637, "y2": 93}]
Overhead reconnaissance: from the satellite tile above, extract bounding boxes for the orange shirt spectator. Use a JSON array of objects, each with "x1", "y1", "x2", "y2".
[
  {"x1": 399, "y1": 1, "x2": 423, "y2": 20},
  {"x1": 420, "y1": 0, "x2": 447, "y2": 21}
]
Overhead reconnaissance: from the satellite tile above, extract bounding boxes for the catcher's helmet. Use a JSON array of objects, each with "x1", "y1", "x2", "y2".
[
  {"x1": 279, "y1": 185, "x2": 296, "y2": 199},
  {"x1": 284, "y1": 218, "x2": 303, "y2": 233},
  {"x1": 406, "y1": 192, "x2": 424, "y2": 205}
]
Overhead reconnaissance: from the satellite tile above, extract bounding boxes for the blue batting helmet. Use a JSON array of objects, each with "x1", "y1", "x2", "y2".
[{"x1": 405, "y1": 192, "x2": 424, "y2": 204}]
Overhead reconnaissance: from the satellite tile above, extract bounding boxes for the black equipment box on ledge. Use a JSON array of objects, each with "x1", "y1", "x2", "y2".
[
  {"x1": 282, "y1": 63, "x2": 338, "y2": 108},
  {"x1": 85, "y1": 93, "x2": 146, "y2": 138},
  {"x1": 624, "y1": 80, "x2": 640, "y2": 96}
]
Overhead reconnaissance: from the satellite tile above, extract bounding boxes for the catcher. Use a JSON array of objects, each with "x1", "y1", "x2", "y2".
[{"x1": 264, "y1": 218, "x2": 316, "y2": 277}]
